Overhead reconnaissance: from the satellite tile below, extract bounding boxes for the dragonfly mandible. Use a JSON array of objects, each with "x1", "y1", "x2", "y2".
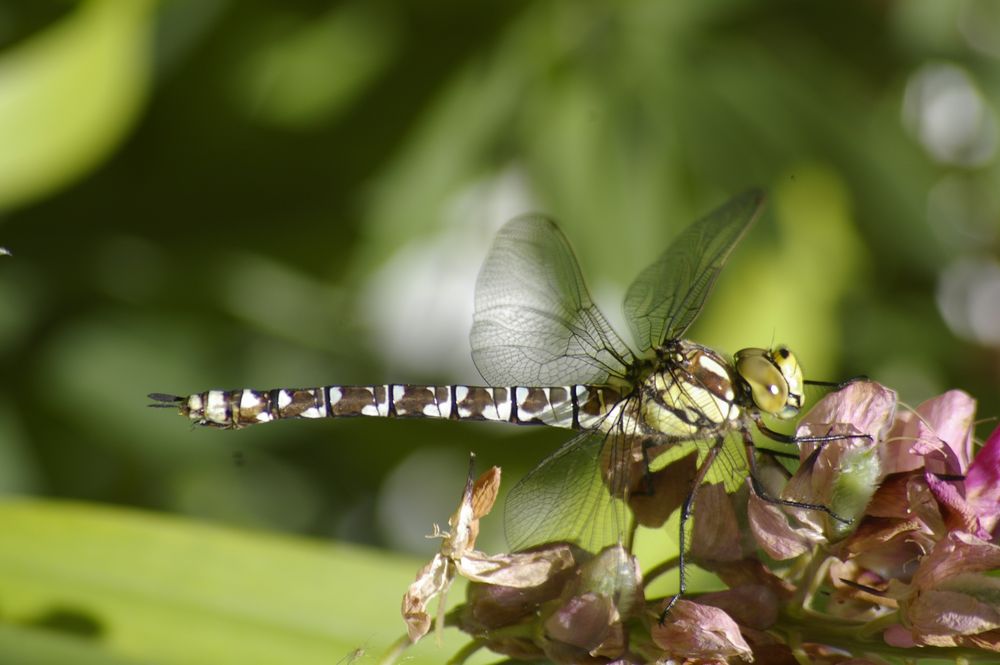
[{"x1": 150, "y1": 189, "x2": 849, "y2": 607}]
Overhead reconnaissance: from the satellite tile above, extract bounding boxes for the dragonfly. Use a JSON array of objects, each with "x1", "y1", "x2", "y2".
[{"x1": 150, "y1": 189, "x2": 849, "y2": 609}]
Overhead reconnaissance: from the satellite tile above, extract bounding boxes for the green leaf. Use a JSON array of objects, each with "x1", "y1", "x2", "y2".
[
  {"x1": 0, "y1": 499, "x2": 468, "y2": 664},
  {"x1": 0, "y1": 0, "x2": 154, "y2": 211}
]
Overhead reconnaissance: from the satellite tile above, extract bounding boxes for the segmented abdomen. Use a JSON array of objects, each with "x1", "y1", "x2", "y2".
[{"x1": 180, "y1": 384, "x2": 622, "y2": 431}]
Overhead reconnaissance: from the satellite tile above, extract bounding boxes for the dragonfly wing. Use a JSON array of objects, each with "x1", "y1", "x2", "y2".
[
  {"x1": 623, "y1": 189, "x2": 765, "y2": 351},
  {"x1": 471, "y1": 214, "x2": 635, "y2": 387},
  {"x1": 658, "y1": 360, "x2": 751, "y2": 492},
  {"x1": 505, "y1": 426, "x2": 642, "y2": 552}
]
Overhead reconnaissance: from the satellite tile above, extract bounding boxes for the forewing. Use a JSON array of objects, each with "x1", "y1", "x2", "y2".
[
  {"x1": 471, "y1": 214, "x2": 634, "y2": 386},
  {"x1": 504, "y1": 428, "x2": 633, "y2": 552},
  {"x1": 623, "y1": 189, "x2": 765, "y2": 351}
]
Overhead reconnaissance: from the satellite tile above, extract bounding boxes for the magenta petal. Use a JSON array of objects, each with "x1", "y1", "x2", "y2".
[
  {"x1": 965, "y1": 424, "x2": 1000, "y2": 535},
  {"x1": 925, "y1": 472, "x2": 983, "y2": 538}
]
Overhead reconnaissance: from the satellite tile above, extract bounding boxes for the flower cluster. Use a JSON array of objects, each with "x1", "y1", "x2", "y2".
[{"x1": 397, "y1": 382, "x2": 1000, "y2": 664}]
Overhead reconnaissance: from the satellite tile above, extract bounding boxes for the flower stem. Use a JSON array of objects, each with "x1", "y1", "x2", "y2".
[{"x1": 773, "y1": 610, "x2": 994, "y2": 662}]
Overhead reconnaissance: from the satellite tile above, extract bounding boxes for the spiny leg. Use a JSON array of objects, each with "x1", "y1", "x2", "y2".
[
  {"x1": 742, "y1": 430, "x2": 852, "y2": 525},
  {"x1": 754, "y1": 420, "x2": 872, "y2": 448},
  {"x1": 804, "y1": 376, "x2": 868, "y2": 391},
  {"x1": 657, "y1": 436, "x2": 723, "y2": 623}
]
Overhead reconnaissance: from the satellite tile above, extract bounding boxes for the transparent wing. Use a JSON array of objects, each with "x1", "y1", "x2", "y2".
[
  {"x1": 505, "y1": 427, "x2": 634, "y2": 552},
  {"x1": 504, "y1": 362, "x2": 755, "y2": 554},
  {"x1": 657, "y1": 359, "x2": 751, "y2": 492},
  {"x1": 623, "y1": 189, "x2": 765, "y2": 351},
  {"x1": 471, "y1": 214, "x2": 635, "y2": 387}
]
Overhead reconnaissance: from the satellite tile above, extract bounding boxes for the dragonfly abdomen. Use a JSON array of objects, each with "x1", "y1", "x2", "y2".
[{"x1": 164, "y1": 383, "x2": 622, "y2": 430}]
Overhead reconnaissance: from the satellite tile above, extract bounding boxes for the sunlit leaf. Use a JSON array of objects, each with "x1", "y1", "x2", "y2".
[{"x1": 0, "y1": 500, "x2": 464, "y2": 665}]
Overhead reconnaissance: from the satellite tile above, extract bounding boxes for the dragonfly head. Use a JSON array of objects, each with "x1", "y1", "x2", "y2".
[{"x1": 734, "y1": 346, "x2": 804, "y2": 419}]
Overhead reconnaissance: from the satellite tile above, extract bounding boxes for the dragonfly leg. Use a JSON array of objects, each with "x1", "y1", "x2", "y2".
[
  {"x1": 631, "y1": 436, "x2": 659, "y2": 498},
  {"x1": 804, "y1": 376, "x2": 869, "y2": 391},
  {"x1": 657, "y1": 436, "x2": 724, "y2": 625},
  {"x1": 754, "y1": 420, "x2": 871, "y2": 447},
  {"x1": 743, "y1": 432, "x2": 852, "y2": 525}
]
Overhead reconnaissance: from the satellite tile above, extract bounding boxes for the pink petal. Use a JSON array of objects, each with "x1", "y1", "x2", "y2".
[
  {"x1": 651, "y1": 599, "x2": 753, "y2": 662},
  {"x1": 884, "y1": 411, "x2": 925, "y2": 474},
  {"x1": 691, "y1": 482, "x2": 745, "y2": 563},
  {"x1": 544, "y1": 592, "x2": 615, "y2": 651},
  {"x1": 463, "y1": 557, "x2": 578, "y2": 631},
  {"x1": 883, "y1": 624, "x2": 917, "y2": 648},
  {"x1": 910, "y1": 390, "x2": 976, "y2": 475},
  {"x1": 908, "y1": 589, "x2": 1000, "y2": 636},
  {"x1": 798, "y1": 380, "x2": 897, "y2": 444},
  {"x1": 913, "y1": 531, "x2": 1000, "y2": 590},
  {"x1": 906, "y1": 475, "x2": 948, "y2": 537},
  {"x1": 748, "y1": 488, "x2": 817, "y2": 560},
  {"x1": 779, "y1": 430, "x2": 882, "y2": 542},
  {"x1": 841, "y1": 516, "x2": 925, "y2": 581}
]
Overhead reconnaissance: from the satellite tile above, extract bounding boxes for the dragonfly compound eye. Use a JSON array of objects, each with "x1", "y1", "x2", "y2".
[
  {"x1": 770, "y1": 345, "x2": 804, "y2": 418},
  {"x1": 735, "y1": 348, "x2": 790, "y2": 416}
]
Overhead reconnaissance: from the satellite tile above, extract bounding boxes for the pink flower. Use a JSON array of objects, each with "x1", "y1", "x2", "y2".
[
  {"x1": 748, "y1": 381, "x2": 895, "y2": 555},
  {"x1": 650, "y1": 599, "x2": 753, "y2": 663},
  {"x1": 396, "y1": 383, "x2": 1000, "y2": 663},
  {"x1": 884, "y1": 531, "x2": 1000, "y2": 650}
]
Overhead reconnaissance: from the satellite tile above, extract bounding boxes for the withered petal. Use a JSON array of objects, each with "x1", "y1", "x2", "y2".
[
  {"x1": 401, "y1": 554, "x2": 452, "y2": 642},
  {"x1": 457, "y1": 545, "x2": 577, "y2": 587},
  {"x1": 471, "y1": 466, "x2": 502, "y2": 519}
]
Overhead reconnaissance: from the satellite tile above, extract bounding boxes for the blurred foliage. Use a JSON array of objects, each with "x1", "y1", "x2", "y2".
[
  {"x1": 0, "y1": 0, "x2": 998, "y2": 661},
  {"x1": 0, "y1": 499, "x2": 467, "y2": 665}
]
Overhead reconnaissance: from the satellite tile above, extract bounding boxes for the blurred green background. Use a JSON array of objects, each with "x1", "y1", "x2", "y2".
[{"x1": 1, "y1": 0, "x2": 998, "y2": 663}]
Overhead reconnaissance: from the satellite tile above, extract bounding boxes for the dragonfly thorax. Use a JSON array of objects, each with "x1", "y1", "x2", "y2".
[
  {"x1": 636, "y1": 341, "x2": 805, "y2": 439},
  {"x1": 638, "y1": 340, "x2": 743, "y2": 438},
  {"x1": 733, "y1": 345, "x2": 804, "y2": 419}
]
